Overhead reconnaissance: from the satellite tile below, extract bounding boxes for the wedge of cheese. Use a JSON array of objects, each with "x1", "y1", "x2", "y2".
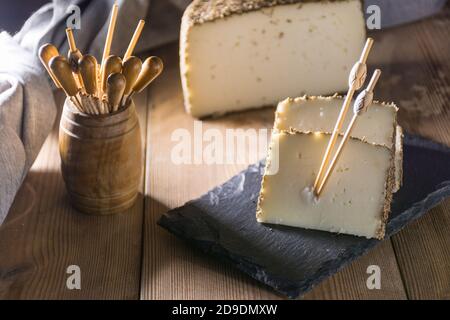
[
  {"x1": 180, "y1": 0, "x2": 366, "y2": 117},
  {"x1": 257, "y1": 96, "x2": 403, "y2": 239}
]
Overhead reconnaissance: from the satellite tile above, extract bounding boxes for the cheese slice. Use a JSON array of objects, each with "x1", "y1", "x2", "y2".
[
  {"x1": 257, "y1": 131, "x2": 395, "y2": 239},
  {"x1": 275, "y1": 95, "x2": 398, "y2": 147},
  {"x1": 274, "y1": 95, "x2": 403, "y2": 191},
  {"x1": 180, "y1": 0, "x2": 366, "y2": 117}
]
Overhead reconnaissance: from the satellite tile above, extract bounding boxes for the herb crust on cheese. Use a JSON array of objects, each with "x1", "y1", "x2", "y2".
[{"x1": 185, "y1": 0, "x2": 352, "y2": 25}]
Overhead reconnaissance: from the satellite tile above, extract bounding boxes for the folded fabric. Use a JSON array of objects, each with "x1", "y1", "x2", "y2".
[{"x1": 0, "y1": 32, "x2": 56, "y2": 224}]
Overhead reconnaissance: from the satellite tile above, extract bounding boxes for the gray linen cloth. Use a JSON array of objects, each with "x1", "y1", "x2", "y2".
[
  {"x1": 0, "y1": 33, "x2": 56, "y2": 224},
  {"x1": 0, "y1": 0, "x2": 446, "y2": 225}
]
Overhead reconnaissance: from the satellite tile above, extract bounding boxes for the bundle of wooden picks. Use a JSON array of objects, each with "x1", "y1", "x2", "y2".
[
  {"x1": 313, "y1": 38, "x2": 383, "y2": 197},
  {"x1": 38, "y1": 4, "x2": 163, "y2": 115}
]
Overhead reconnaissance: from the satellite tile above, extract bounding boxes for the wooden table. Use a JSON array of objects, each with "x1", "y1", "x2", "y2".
[{"x1": 0, "y1": 9, "x2": 449, "y2": 300}]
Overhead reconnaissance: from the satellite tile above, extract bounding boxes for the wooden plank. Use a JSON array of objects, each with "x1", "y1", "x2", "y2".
[
  {"x1": 0, "y1": 91, "x2": 148, "y2": 299},
  {"x1": 370, "y1": 8, "x2": 450, "y2": 300},
  {"x1": 140, "y1": 43, "x2": 406, "y2": 300},
  {"x1": 303, "y1": 241, "x2": 407, "y2": 300},
  {"x1": 372, "y1": 9, "x2": 450, "y2": 146},
  {"x1": 392, "y1": 199, "x2": 450, "y2": 300}
]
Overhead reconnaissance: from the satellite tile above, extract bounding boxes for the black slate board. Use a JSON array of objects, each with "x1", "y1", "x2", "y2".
[{"x1": 158, "y1": 134, "x2": 450, "y2": 298}]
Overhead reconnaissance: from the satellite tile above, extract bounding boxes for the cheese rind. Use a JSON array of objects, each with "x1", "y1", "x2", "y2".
[
  {"x1": 184, "y1": 0, "x2": 358, "y2": 25},
  {"x1": 180, "y1": 0, "x2": 366, "y2": 117},
  {"x1": 257, "y1": 131, "x2": 395, "y2": 239}
]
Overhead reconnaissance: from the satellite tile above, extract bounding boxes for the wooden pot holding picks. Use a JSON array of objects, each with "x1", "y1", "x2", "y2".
[
  {"x1": 59, "y1": 99, "x2": 142, "y2": 215},
  {"x1": 38, "y1": 5, "x2": 163, "y2": 215}
]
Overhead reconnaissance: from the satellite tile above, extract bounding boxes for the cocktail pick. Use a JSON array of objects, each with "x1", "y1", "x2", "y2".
[
  {"x1": 315, "y1": 69, "x2": 382, "y2": 197},
  {"x1": 313, "y1": 38, "x2": 374, "y2": 195},
  {"x1": 106, "y1": 73, "x2": 126, "y2": 112},
  {"x1": 121, "y1": 56, "x2": 142, "y2": 105},
  {"x1": 49, "y1": 56, "x2": 84, "y2": 112},
  {"x1": 78, "y1": 55, "x2": 101, "y2": 114},
  {"x1": 99, "y1": 3, "x2": 119, "y2": 96},
  {"x1": 65, "y1": 28, "x2": 84, "y2": 90},
  {"x1": 38, "y1": 43, "x2": 62, "y2": 88},
  {"x1": 78, "y1": 55, "x2": 98, "y2": 95},
  {"x1": 128, "y1": 56, "x2": 163, "y2": 101},
  {"x1": 123, "y1": 20, "x2": 145, "y2": 61},
  {"x1": 101, "y1": 55, "x2": 122, "y2": 94},
  {"x1": 66, "y1": 28, "x2": 83, "y2": 70},
  {"x1": 101, "y1": 3, "x2": 119, "y2": 67}
]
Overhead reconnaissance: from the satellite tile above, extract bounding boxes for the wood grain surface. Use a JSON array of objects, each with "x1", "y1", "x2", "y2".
[{"x1": 0, "y1": 8, "x2": 449, "y2": 300}]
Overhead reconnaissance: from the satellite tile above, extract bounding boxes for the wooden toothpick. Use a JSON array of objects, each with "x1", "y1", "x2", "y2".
[
  {"x1": 38, "y1": 44, "x2": 62, "y2": 88},
  {"x1": 66, "y1": 28, "x2": 77, "y2": 53},
  {"x1": 313, "y1": 38, "x2": 374, "y2": 194},
  {"x1": 101, "y1": 4, "x2": 119, "y2": 66},
  {"x1": 99, "y1": 3, "x2": 119, "y2": 97},
  {"x1": 65, "y1": 28, "x2": 84, "y2": 90},
  {"x1": 315, "y1": 69, "x2": 382, "y2": 197},
  {"x1": 123, "y1": 20, "x2": 145, "y2": 61},
  {"x1": 127, "y1": 56, "x2": 163, "y2": 102},
  {"x1": 49, "y1": 56, "x2": 85, "y2": 112}
]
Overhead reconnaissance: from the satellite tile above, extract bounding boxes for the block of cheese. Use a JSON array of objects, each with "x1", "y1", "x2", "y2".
[
  {"x1": 256, "y1": 96, "x2": 403, "y2": 239},
  {"x1": 274, "y1": 95, "x2": 403, "y2": 191},
  {"x1": 180, "y1": 0, "x2": 366, "y2": 117}
]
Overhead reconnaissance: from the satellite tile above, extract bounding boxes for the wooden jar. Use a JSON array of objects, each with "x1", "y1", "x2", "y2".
[{"x1": 59, "y1": 99, "x2": 142, "y2": 215}]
